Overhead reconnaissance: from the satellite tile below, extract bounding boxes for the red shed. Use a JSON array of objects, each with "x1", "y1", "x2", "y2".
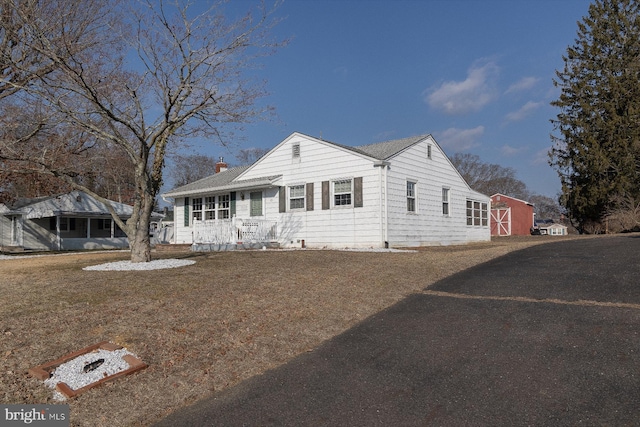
[{"x1": 490, "y1": 193, "x2": 535, "y2": 236}]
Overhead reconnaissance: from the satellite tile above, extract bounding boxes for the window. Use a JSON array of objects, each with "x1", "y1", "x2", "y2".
[
  {"x1": 482, "y1": 203, "x2": 488, "y2": 226},
  {"x1": 97, "y1": 219, "x2": 111, "y2": 230},
  {"x1": 204, "y1": 196, "x2": 216, "y2": 220},
  {"x1": 466, "y1": 199, "x2": 488, "y2": 226},
  {"x1": 333, "y1": 179, "x2": 352, "y2": 206},
  {"x1": 250, "y1": 191, "x2": 263, "y2": 216},
  {"x1": 59, "y1": 217, "x2": 76, "y2": 231},
  {"x1": 289, "y1": 185, "x2": 305, "y2": 210},
  {"x1": 218, "y1": 194, "x2": 230, "y2": 219},
  {"x1": 407, "y1": 181, "x2": 416, "y2": 212},
  {"x1": 442, "y1": 188, "x2": 450, "y2": 216},
  {"x1": 192, "y1": 197, "x2": 203, "y2": 221}
]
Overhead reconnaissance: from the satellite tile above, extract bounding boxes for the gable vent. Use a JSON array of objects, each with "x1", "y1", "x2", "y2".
[{"x1": 292, "y1": 143, "x2": 300, "y2": 158}]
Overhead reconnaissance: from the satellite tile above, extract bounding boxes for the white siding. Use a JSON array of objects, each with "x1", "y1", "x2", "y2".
[
  {"x1": 385, "y1": 137, "x2": 490, "y2": 246},
  {"x1": 242, "y1": 134, "x2": 384, "y2": 248}
]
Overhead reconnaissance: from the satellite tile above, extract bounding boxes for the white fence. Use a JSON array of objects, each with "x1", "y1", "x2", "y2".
[{"x1": 193, "y1": 218, "x2": 277, "y2": 244}]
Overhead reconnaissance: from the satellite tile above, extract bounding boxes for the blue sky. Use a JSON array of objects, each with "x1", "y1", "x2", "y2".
[{"x1": 188, "y1": 0, "x2": 592, "y2": 199}]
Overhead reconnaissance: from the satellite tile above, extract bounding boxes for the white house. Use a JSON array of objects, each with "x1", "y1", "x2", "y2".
[
  {"x1": 162, "y1": 132, "x2": 491, "y2": 250},
  {"x1": 536, "y1": 220, "x2": 568, "y2": 236},
  {"x1": 0, "y1": 190, "x2": 155, "y2": 251}
]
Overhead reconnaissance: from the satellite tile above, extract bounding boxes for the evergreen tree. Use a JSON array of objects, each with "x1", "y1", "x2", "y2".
[{"x1": 550, "y1": 0, "x2": 640, "y2": 233}]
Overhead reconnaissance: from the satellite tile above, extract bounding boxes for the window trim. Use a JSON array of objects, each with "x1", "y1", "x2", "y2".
[
  {"x1": 217, "y1": 194, "x2": 230, "y2": 219},
  {"x1": 192, "y1": 197, "x2": 203, "y2": 221},
  {"x1": 406, "y1": 180, "x2": 417, "y2": 213},
  {"x1": 442, "y1": 187, "x2": 450, "y2": 216},
  {"x1": 288, "y1": 184, "x2": 306, "y2": 210},
  {"x1": 466, "y1": 199, "x2": 488, "y2": 227},
  {"x1": 204, "y1": 196, "x2": 216, "y2": 220},
  {"x1": 332, "y1": 178, "x2": 353, "y2": 207}
]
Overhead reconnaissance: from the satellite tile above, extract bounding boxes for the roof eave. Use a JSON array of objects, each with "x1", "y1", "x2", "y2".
[{"x1": 162, "y1": 177, "x2": 282, "y2": 199}]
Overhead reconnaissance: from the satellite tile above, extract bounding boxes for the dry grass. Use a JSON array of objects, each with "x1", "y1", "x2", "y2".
[{"x1": 0, "y1": 236, "x2": 580, "y2": 426}]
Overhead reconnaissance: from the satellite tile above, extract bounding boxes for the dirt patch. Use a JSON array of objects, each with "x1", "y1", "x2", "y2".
[{"x1": 0, "y1": 236, "x2": 583, "y2": 426}]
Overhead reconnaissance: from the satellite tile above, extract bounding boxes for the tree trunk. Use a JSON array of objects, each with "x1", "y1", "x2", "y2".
[
  {"x1": 127, "y1": 193, "x2": 154, "y2": 263},
  {"x1": 129, "y1": 226, "x2": 151, "y2": 263}
]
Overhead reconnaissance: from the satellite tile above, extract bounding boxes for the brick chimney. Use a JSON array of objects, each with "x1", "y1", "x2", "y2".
[{"x1": 215, "y1": 157, "x2": 228, "y2": 173}]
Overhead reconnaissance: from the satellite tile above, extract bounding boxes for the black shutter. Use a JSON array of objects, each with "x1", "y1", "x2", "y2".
[
  {"x1": 279, "y1": 186, "x2": 286, "y2": 213},
  {"x1": 354, "y1": 177, "x2": 363, "y2": 208},
  {"x1": 322, "y1": 181, "x2": 330, "y2": 210},
  {"x1": 306, "y1": 183, "x2": 314, "y2": 211}
]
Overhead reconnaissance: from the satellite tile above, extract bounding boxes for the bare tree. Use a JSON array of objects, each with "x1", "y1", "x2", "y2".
[
  {"x1": 528, "y1": 194, "x2": 563, "y2": 220},
  {"x1": 0, "y1": 0, "x2": 75, "y2": 99},
  {"x1": 236, "y1": 147, "x2": 269, "y2": 165},
  {"x1": 169, "y1": 154, "x2": 219, "y2": 188},
  {"x1": 0, "y1": 0, "x2": 283, "y2": 262},
  {"x1": 450, "y1": 153, "x2": 530, "y2": 200},
  {"x1": 605, "y1": 193, "x2": 640, "y2": 233}
]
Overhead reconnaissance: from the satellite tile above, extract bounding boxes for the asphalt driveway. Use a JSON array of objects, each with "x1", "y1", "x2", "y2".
[{"x1": 155, "y1": 235, "x2": 640, "y2": 426}]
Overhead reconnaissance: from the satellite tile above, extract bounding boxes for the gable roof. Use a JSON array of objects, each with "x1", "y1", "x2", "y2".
[
  {"x1": 491, "y1": 193, "x2": 533, "y2": 206},
  {"x1": 162, "y1": 133, "x2": 443, "y2": 199},
  {"x1": 350, "y1": 135, "x2": 430, "y2": 160},
  {"x1": 163, "y1": 165, "x2": 282, "y2": 198},
  {"x1": 288, "y1": 132, "x2": 430, "y2": 161},
  {"x1": 1, "y1": 190, "x2": 136, "y2": 219}
]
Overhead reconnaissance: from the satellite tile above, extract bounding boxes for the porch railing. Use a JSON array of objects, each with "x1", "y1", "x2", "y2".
[{"x1": 193, "y1": 218, "x2": 277, "y2": 244}]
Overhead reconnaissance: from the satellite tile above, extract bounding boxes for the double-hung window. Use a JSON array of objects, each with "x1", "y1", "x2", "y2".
[
  {"x1": 442, "y1": 188, "x2": 450, "y2": 216},
  {"x1": 218, "y1": 194, "x2": 230, "y2": 219},
  {"x1": 333, "y1": 179, "x2": 352, "y2": 206},
  {"x1": 192, "y1": 198, "x2": 203, "y2": 221},
  {"x1": 289, "y1": 185, "x2": 305, "y2": 210},
  {"x1": 407, "y1": 181, "x2": 416, "y2": 212},
  {"x1": 204, "y1": 196, "x2": 216, "y2": 220}
]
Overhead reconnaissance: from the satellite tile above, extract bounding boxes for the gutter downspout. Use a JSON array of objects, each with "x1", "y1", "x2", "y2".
[{"x1": 374, "y1": 161, "x2": 390, "y2": 248}]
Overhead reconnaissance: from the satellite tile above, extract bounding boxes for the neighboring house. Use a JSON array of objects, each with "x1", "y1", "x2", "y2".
[
  {"x1": 535, "y1": 219, "x2": 568, "y2": 236},
  {"x1": 151, "y1": 208, "x2": 175, "y2": 244},
  {"x1": 0, "y1": 190, "x2": 152, "y2": 251},
  {"x1": 162, "y1": 132, "x2": 491, "y2": 250},
  {"x1": 490, "y1": 193, "x2": 535, "y2": 236}
]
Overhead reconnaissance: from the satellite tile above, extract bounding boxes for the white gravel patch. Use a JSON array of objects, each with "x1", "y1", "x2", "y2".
[
  {"x1": 335, "y1": 247, "x2": 417, "y2": 253},
  {"x1": 44, "y1": 348, "x2": 136, "y2": 401},
  {"x1": 83, "y1": 258, "x2": 195, "y2": 271}
]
